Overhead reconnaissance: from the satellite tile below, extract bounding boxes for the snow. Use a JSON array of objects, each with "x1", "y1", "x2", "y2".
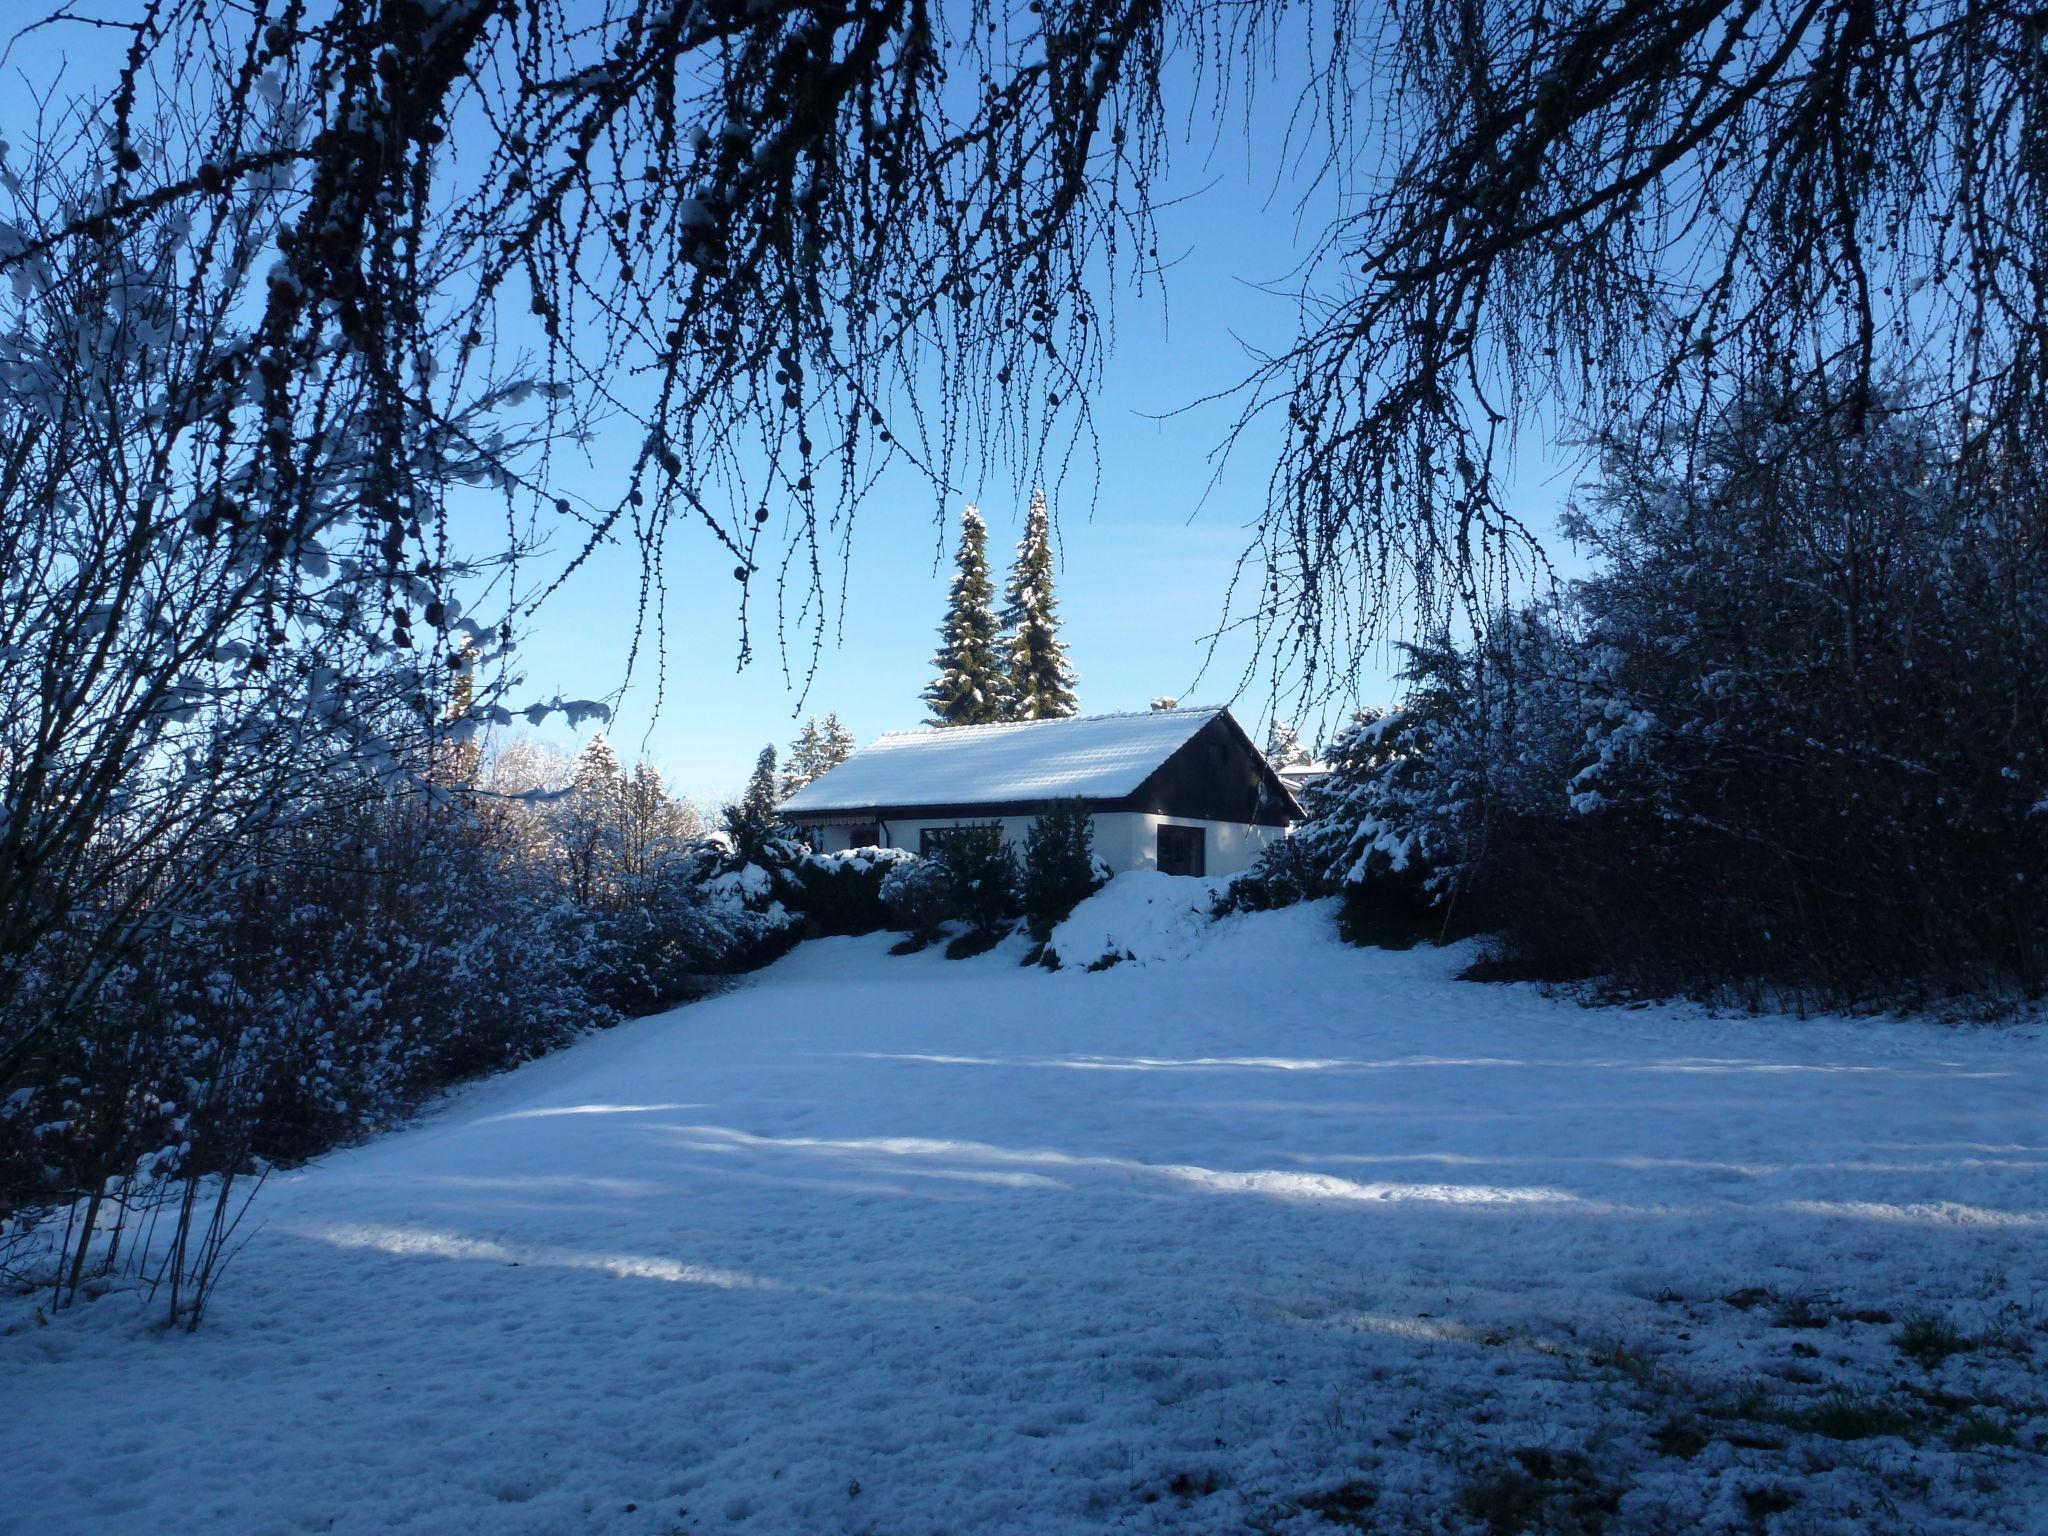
[
  {"x1": 780, "y1": 706, "x2": 1225, "y2": 813},
  {"x1": 1045, "y1": 869, "x2": 1223, "y2": 966},
  {"x1": 5, "y1": 893, "x2": 2047, "y2": 1534}
]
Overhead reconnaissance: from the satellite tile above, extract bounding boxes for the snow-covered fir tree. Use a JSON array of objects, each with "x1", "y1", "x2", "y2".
[
  {"x1": 741, "y1": 744, "x2": 779, "y2": 822},
  {"x1": 1001, "y1": 490, "x2": 1079, "y2": 720},
  {"x1": 722, "y1": 744, "x2": 784, "y2": 858},
  {"x1": 1264, "y1": 718, "x2": 1312, "y2": 770},
  {"x1": 781, "y1": 712, "x2": 859, "y2": 797},
  {"x1": 922, "y1": 506, "x2": 1008, "y2": 726},
  {"x1": 821, "y1": 712, "x2": 857, "y2": 768},
  {"x1": 782, "y1": 718, "x2": 825, "y2": 797}
]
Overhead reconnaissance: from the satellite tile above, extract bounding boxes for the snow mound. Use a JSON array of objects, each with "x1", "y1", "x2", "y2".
[{"x1": 1046, "y1": 870, "x2": 1222, "y2": 968}]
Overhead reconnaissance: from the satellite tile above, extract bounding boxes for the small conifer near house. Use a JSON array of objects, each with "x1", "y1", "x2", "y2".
[
  {"x1": 1001, "y1": 490, "x2": 1079, "y2": 720},
  {"x1": 1022, "y1": 801, "x2": 1105, "y2": 940},
  {"x1": 922, "y1": 506, "x2": 1008, "y2": 726}
]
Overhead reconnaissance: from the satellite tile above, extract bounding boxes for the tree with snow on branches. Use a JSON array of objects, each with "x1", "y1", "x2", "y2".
[
  {"x1": 1002, "y1": 490, "x2": 1079, "y2": 721},
  {"x1": 923, "y1": 507, "x2": 1008, "y2": 727}
]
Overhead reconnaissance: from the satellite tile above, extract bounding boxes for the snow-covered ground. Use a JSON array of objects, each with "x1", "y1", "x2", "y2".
[{"x1": 5, "y1": 890, "x2": 2045, "y2": 1535}]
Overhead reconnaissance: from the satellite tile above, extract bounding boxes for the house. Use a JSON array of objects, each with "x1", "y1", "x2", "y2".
[
  {"x1": 1276, "y1": 760, "x2": 1329, "y2": 799},
  {"x1": 779, "y1": 706, "x2": 1304, "y2": 878}
]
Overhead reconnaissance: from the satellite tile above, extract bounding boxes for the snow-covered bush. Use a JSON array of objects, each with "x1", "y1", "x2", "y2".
[
  {"x1": 1212, "y1": 834, "x2": 1324, "y2": 916},
  {"x1": 1044, "y1": 872, "x2": 1219, "y2": 970},
  {"x1": 793, "y1": 847, "x2": 917, "y2": 936},
  {"x1": 880, "y1": 856, "x2": 955, "y2": 940}
]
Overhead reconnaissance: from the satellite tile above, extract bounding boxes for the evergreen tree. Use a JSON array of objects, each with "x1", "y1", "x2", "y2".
[
  {"x1": 741, "y1": 744, "x2": 779, "y2": 822},
  {"x1": 782, "y1": 713, "x2": 859, "y2": 797},
  {"x1": 1001, "y1": 490, "x2": 1079, "y2": 720},
  {"x1": 721, "y1": 744, "x2": 782, "y2": 859},
  {"x1": 1022, "y1": 802, "x2": 1105, "y2": 940},
  {"x1": 1264, "y1": 718, "x2": 1311, "y2": 770},
  {"x1": 923, "y1": 506, "x2": 1008, "y2": 726},
  {"x1": 782, "y1": 718, "x2": 826, "y2": 798},
  {"x1": 819, "y1": 712, "x2": 857, "y2": 772}
]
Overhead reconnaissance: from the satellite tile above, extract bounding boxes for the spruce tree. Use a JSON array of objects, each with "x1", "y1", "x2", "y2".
[
  {"x1": 819, "y1": 712, "x2": 857, "y2": 771},
  {"x1": 923, "y1": 505, "x2": 1008, "y2": 726},
  {"x1": 782, "y1": 717, "x2": 826, "y2": 797},
  {"x1": 741, "y1": 745, "x2": 779, "y2": 822},
  {"x1": 783, "y1": 712, "x2": 858, "y2": 795},
  {"x1": 1265, "y1": 718, "x2": 1311, "y2": 770},
  {"x1": 1001, "y1": 489, "x2": 1079, "y2": 720},
  {"x1": 722, "y1": 744, "x2": 782, "y2": 860}
]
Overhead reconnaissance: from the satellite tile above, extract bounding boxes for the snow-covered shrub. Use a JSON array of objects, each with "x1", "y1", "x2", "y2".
[
  {"x1": 791, "y1": 847, "x2": 916, "y2": 935},
  {"x1": 1212, "y1": 834, "x2": 1324, "y2": 916},
  {"x1": 1044, "y1": 872, "x2": 1218, "y2": 969},
  {"x1": 1021, "y1": 803, "x2": 1107, "y2": 940},
  {"x1": 880, "y1": 856, "x2": 955, "y2": 940}
]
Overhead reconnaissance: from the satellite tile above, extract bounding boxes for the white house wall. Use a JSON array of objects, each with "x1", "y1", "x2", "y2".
[{"x1": 806, "y1": 812, "x2": 1284, "y2": 878}]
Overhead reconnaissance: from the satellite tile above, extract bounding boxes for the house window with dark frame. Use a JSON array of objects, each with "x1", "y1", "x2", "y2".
[
  {"x1": 1156, "y1": 823, "x2": 1206, "y2": 877},
  {"x1": 847, "y1": 825, "x2": 881, "y2": 849},
  {"x1": 919, "y1": 823, "x2": 1000, "y2": 857}
]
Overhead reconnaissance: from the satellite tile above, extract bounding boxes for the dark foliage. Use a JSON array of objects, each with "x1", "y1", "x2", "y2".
[
  {"x1": 937, "y1": 826, "x2": 1023, "y2": 936},
  {"x1": 880, "y1": 857, "x2": 958, "y2": 942},
  {"x1": 1021, "y1": 803, "x2": 1106, "y2": 940},
  {"x1": 1294, "y1": 385, "x2": 2047, "y2": 1010},
  {"x1": 791, "y1": 849, "x2": 914, "y2": 938}
]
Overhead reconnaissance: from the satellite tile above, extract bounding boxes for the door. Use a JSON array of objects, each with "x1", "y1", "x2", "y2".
[{"x1": 1156, "y1": 823, "x2": 1206, "y2": 877}]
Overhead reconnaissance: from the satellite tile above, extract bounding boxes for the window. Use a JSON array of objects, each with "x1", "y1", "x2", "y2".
[
  {"x1": 919, "y1": 823, "x2": 999, "y2": 857},
  {"x1": 1157, "y1": 823, "x2": 1206, "y2": 877},
  {"x1": 848, "y1": 825, "x2": 881, "y2": 849}
]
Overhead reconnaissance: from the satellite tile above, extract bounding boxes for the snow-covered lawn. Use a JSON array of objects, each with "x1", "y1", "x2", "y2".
[{"x1": 5, "y1": 892, "x2": 2045, "y2": 1535}]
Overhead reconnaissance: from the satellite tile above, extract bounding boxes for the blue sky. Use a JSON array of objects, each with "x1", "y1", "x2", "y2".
[
  {"x1": 507, "y1": 127, "x2": 1590, "y2": 806},
  {"x1": 6, "y1": 16, "x2": 1588, "y2": 808}
]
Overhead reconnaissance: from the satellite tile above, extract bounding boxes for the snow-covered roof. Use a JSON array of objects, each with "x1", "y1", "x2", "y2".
[{"x1": 780, "y1": 707, "x2": 1233, "y2": 814}]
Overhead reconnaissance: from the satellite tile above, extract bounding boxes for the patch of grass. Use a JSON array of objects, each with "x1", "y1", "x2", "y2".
[
  {"x1": 1893, "y1": 1314, "x2": 1976, "y2": 1367},
  {"x1": 1739, "y1": 1484, "x2": 1800, "y2": 1520},
  {"x1": 1770, "y1": 1296, "x2": 1831, "y2": 1331},
  {"x1": 1801, "y1": 1391, "x2": 1919, "y2": 1442},
  {"x1": 1949, "y1": 1412, "x2": 2017, "y2": 1450},
  {"x1": 1456, "y1": 1448, "x2": 1620, "y2": 1535},
  {"x1": 1650, "y1": 1419, "x2": 1711, "y2": 1460},
  {"x1": 1297, "y1": 1478, "x2": 1375, "y2": 1528},
  {"x1": 1458, "y1": 1466, "x2": 1545, "y2": 1535},
  {"x1": 1167, "y1": 1468, "x2": 1223, "y2": 1500}
]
